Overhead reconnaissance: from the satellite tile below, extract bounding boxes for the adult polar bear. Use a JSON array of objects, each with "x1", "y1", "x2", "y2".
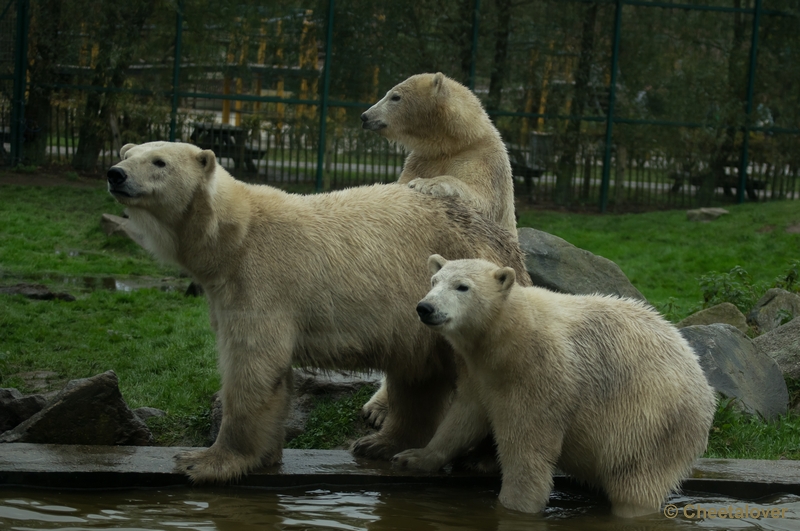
[
  {"x1": 360, "y1": 72, "x2": 517, "y2": 427},
  {"x1": 106, "y1": 141, "x2": 530, "y2": 483}
]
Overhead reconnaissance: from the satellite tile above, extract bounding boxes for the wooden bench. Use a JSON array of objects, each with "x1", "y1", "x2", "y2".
[{"x1": 189, "y1": 123, "x2": 259, "y2": 173}]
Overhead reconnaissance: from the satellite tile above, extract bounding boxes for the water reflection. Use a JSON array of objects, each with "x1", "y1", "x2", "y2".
[{"x1": 0, "y1": 487, "x2": 797, "y2": 531}]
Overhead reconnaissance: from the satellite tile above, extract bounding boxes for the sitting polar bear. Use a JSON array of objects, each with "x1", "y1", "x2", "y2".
[
  {"x1": 395, "y1": 255, "x2": 717, "y2": 517},
  {"x1": 106, "y1": 141, "x2": 531, "y2": 483}
]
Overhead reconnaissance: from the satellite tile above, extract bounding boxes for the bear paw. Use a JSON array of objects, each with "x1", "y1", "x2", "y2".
[
  {"x1": 361, "y1": 396, "x2": 389, "y2": 429},
  {"x1": 174, "y1": 446, "x2": 276, "y2": 484},
  {"x1": 407, "y1": 178, "x2": 458, "y2": 198},
  {"x1": 350, "y1": 433, "x2": 400, "y2": 461},
  {"x1": 391, "y1": 448, "x2": 445, "y2": 472}
]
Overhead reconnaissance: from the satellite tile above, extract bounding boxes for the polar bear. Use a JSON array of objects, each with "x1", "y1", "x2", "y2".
[
  {"x1": 106, "y1": 141, "x2": 531, "y2": 483},
  {"x1": 361, "y1": 72, "x2": 515, "y2": 236},
  {"x1": 361, "y1": 72, "x2": 517, "y2": 427},
  {"x1": 395, "y1": 256, "x2": 717, "y2": 517}
]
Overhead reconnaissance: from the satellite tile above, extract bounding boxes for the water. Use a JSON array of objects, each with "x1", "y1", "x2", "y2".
[{"x1": 1, "y1": 487, "x2": 798, "y2": 531}]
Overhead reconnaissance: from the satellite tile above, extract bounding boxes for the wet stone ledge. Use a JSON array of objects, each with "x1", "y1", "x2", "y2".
[{"x1": 1, "y1": 444, "x2": 799, "y2": 501}]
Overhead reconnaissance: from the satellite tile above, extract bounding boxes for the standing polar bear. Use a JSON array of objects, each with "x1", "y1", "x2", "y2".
[
  {"x1": 106, "y1": 142, "x2": 531, "y2": 483},
  {"x1": 396, "y1": 256, "x2": 717, "y2": 517},
  {"x1": 361, "y1": 72, "x2": 517, "y2": 427}
]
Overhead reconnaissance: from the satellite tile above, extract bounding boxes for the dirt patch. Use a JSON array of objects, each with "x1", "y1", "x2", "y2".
[
  {"x1": 0, "y1": 167, "x2": 104, "y2": 188},
  {"x1": 786, "y1": 224, "x2": 800, "y2": 234},
  {"x1": 757, "y1": 225, "x2": 776, "y2": 233}
]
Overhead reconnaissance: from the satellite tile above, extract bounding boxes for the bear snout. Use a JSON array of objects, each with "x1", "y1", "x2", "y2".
[
  {"x1": 107, "y1": 167, "x2": 128, "y2": 187},
  {"x1": 416, "y1": 301, "x2": 443, "y2": 325},
  {"x1": 360, "y1": 112, "x2": 369, "y2": 122}
]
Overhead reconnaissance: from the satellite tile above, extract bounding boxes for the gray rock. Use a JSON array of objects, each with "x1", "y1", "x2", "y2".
[
  {"x1": 133, "y1": 407, "x2": 167, "y2": 422},
  {"x1": 0, "y1": 370, "x2": 153, "y2": 445},
  {"x1": 678, "y1": 302, "x2": 748, "y2": 333},
  {"x1": 747, "y1": 288, "x2": 800, "y2": 334},
  {"x1": 687, "y1": 207, "x2": 729, "y2": 222},
  {"x1": 0, "y1": 389, "x2": 48, "y2": 433},
  {"x1": 680, "y1": 324, "x2": 788, "y2": 419},
  {"x1": 752, "y1": 317, "x2": 800, "y2": 381},
  {"x1": 518, "y1": 227, "x2": 645, "y2": 301},
  {"x1": 0, "y1": 283, "x2": 75, "y2": 302}
]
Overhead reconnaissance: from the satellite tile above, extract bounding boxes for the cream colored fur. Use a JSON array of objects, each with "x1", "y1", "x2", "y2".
[
  {"x1": 361, "y1": 72, "x2": 518, "y2": 427},
  {"x1": 107, "y1": 142, "x2": 531, "y2": 483},
  {"x1": 395, "y1": 256, "x2": 717, "y2": 517}
]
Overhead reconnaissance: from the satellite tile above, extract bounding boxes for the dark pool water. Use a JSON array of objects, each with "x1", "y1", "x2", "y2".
[{"x1": 1, "y1": 487, "x2": 798, "y2": 531}]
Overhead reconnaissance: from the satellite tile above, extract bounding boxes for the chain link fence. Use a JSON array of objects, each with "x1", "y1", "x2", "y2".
[{"x1": 1, "y1": 0, "x2": 798, "y2": 210}]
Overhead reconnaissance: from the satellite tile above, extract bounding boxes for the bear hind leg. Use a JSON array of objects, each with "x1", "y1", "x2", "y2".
[{"x1": 352, "y1": 371, "x2": 455, "y2": 460}]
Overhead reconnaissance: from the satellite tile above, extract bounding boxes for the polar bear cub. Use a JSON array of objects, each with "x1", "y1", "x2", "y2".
[{"x1": 397, "y1": 255, "x2": 717, "y2": 517}]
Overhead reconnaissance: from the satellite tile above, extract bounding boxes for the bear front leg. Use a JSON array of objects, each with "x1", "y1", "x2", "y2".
[
  {"x1": 392, "y1": 374, "x2": 490, "y2": 472},
  {"x1": 493, "y1": 417, "x2": 564, "y2": 514},
  {"x1": 407, "y1": 175, "x2": 466, "y2": 200},
  {"x1": 175, "y1": 338, "x2": 293, "y2": 483}
]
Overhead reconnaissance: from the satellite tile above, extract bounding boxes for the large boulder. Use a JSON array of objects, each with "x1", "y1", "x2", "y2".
[
  {"x1": 0, "y1": 370, "x2": 153, "y2": 445},
  {"x1": 677, "y1": 302, "x2": 748, "y2": 333},
  {"x1": 518, "y1": 228, "x2": 645, "y2": 301},
  {"x1": 680, "y1": 324, "x2": 788, "y2": 419},
  {"x1": 747, "y1": 288, "x2": 800, "y2": 334},
  {"x1": 752, "y1": 317, "x2": 800, "y2": 381}
]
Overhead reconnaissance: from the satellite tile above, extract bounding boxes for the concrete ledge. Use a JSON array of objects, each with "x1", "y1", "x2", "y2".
[{"x1": 1, "y1": 443, "x2": 799, "y2": 500}]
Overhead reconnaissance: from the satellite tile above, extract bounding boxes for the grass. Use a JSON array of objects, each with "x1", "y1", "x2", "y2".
[
  {"x1": 517, "y1": 202, "x2": 800, "y2": 321},
  {"x1": 1, "y1": 170, "x2": 799, "y2": 456}
]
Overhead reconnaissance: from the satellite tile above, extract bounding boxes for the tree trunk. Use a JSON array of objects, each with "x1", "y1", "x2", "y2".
[
  {"x1": 555, "y1": 3, "x2": 598, "y2": 205},
  {"x1": 487, "y1": 0, "x2": 511, "y2": 113},
  {"x1": 22, "y1": 88, "x2": 52, "y2": 166}
]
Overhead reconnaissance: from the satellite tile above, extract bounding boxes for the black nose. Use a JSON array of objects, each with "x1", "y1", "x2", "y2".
[
  {"x1": 360, "y1": 112, "x2": 368, "y2": 122},
  {"x1": 107, "y1": 167, "x2": 127, "y2": 187},
  {"x1": 416, "y1": 302, "x2": 435, "y2": 319}
]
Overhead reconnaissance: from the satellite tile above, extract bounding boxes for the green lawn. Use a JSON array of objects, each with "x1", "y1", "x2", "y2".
[{"x1": 1, "y1": 171, "x2": 798, "y2": 456}]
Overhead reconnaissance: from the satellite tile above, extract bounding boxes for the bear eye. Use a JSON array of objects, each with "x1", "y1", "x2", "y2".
[
  {"x1": 390, "y1": 94, "x2": 401, "y2": 102},
  {"x1": 456, "y1": 284, "x2": 469, "y2": 292},
  {"x1": 153, "y1": 159, "x2": 166, "y2": 168}
]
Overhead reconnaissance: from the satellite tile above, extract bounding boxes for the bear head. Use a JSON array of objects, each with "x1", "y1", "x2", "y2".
[
  {"x1": 360, "y1": 72, "x2": 489, "y2": 156},
  {"x1": 417, "y1": 254, "x2": 516, "y2": 337},
  {"x1": 107, "y1": 141, "x2": 217, "y2": 220}
]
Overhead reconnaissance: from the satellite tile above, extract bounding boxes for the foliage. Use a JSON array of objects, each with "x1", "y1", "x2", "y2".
[
  {"x1": 286, "y1": 385, "x2": 377, "y2": 450},
  {"x1": 698, "y1": 266, "x2": 766, "y2": 314}
]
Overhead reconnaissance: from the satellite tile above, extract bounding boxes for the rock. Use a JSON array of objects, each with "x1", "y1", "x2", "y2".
[
  {"x1": 0, "y1": 389, "x2": 48, "y2": 433},
  {"x1": 0, "y1": 370, "x2": 153, "y2": 445},
  {"x1": 0, "y1": 283, "x2": 75, "y2": 302},
  {"x1": 677, "y1": 302, "x2": 748, "y2": 333},
  {"x1": 686, "y1": 207, "x2": 729, "y2": 222},
  {"x1": 752, "y1": 317, "x2": 800, "y2": 381},
  {"x1": 208, "y1": 368, "x2": 381, "y2": 445},
  {"x1": 747, "y1": 288, "x2": 800, "y2": 334},
  {"x1": 100, "y1": 213, "x2": 147, "y2": 248},
  {"x1": 680, "y1": 324, "x2": 788, "y2": 419},
  {"x1": 133, "y1": 407, "x2": 167, "y2": 422},
  {"x1": 517, "y1": 227, "x2": 646, "y2": 301}
]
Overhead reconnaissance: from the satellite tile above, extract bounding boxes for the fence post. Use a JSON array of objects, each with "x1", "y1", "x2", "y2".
[
  {"x1": 738, "y1": 0, "x2": 761, "y2": 203},
  {"x1": 468, "y1": 0, "x2": 481, "y2": 90},
  {"x1": 315, "y1": 0, "x2": 335, "y2": 192},
  {"x1": 600, "y1": 0, "x2": 622, "y2": 213},
  {"x1": 169, "y1": 0, "x2": 184, "y2": 142},
  {"x1": 10, "y1": 0, "x2": 29, "y2": 166}
]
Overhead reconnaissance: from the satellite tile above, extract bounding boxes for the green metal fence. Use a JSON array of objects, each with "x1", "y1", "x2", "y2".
[{"x1": 1, "y1": 0, "x2": 799, "y2": 211}]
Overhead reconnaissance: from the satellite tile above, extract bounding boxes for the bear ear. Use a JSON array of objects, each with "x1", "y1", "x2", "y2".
[
  {"x1": 494, "y1": 267, "x2": 516, "y2": 292},
  {"x1": 427, "y1": 254, "x2": 448, "y2": 275},
  {"x1": 197, "y1": 149, "x2": 217, "y2": 177},
  {"x1": 432, "y1": 72, "x2": 448, "y2": 97},
  {"x1": 119, "y1": 143, "x2": 137, "y2": 160}
]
